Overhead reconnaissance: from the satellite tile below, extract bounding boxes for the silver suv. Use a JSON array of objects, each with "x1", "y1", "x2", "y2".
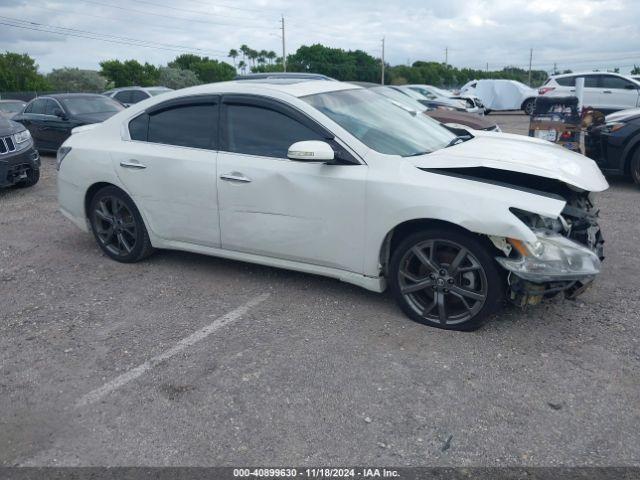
[
  {"x1": 103, "y1": 86, "x2": 173, "y2": 107},
  {"x1": 540, "y1": 72, "x2": 640, "y2": 113}
]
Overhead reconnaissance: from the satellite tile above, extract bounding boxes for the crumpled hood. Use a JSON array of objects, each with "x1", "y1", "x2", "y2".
[{"x1": 410, "y1": 130, "x2": 609, "y2": 192}]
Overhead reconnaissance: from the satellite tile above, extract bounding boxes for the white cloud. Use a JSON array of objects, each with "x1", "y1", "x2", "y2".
[{"x1": 0, "y1": 0, "x2": 638, "y2": 74}]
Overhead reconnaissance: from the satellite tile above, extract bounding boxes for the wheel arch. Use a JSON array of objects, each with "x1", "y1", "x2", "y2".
[
  {"x1": 378, "y1": 218, "x2": 500, "y2": 278},
  {"x1": 520, "y1": 97, "x2": 536, "y2": 111},
  {"x1": 621, "y1": 133, "x2": 640, "y2": 175},
  {"x1": 84, "y1": 182, "x2": 120, "y2": 219}
]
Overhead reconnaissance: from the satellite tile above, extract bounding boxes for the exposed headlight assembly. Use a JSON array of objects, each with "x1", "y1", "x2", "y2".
[
  {"x1": 13, "y1": 129, "x2": 31, "y2": 144},
  {"x1": 496, "y1": 230, "x2": 601, "y2": 282}
]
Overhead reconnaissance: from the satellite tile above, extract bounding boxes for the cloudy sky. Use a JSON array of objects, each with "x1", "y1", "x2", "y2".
[{"x1": 1, "y1": 0, "x2": 639, "y2": 74}]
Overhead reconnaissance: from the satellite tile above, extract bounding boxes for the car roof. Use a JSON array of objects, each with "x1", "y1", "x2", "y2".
[
  {"x1": 156, "y1": 79, "x2": 361, "y2": 99},
  {"x1": 235, "y1": 72, "x2": 336, "y2": 81},
  {"x1": 41, "y1": 93, "x2": 108, "y2": 100},
  {"x1": 551, "y1": 71, "x2": 628, "y2": 78}
]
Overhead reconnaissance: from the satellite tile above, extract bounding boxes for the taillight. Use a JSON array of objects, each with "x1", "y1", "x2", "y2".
[{"x1": 539, "y1": 87, "x2": 555, "y2": 95}]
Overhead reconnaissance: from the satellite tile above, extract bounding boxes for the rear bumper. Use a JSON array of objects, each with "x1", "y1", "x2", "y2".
[{"x1": 0, "y1": 146, "x2": 40, "y2": 187}]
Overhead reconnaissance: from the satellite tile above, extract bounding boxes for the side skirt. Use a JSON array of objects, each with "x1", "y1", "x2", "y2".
[{"x1": 156, "y1": 239, "x2": 387, "y2": 293}]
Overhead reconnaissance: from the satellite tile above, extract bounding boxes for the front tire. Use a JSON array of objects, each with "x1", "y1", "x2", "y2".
[
  {"x1": 389, "y1": 227, "x2": 503, "y2": 331},
  {"x1": 14, "y1": 167, "x2": 39, "y2": 188},
  {"x1": 89, "y1": 186, "x2": 154, "y2": 263}
]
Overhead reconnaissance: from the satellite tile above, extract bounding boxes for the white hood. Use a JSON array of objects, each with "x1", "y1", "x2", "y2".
[{"x1": 410, "y1": 130, "x2": 609, "y2": 193}]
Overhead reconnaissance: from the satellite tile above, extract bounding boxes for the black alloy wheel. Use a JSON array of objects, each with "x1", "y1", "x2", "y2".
[
  {"x1": 390, "y1": 228, "x2": 502, "y2": 331},
  {"x1": 89, "y1": 186, "x2": 154, "y2": 263}
]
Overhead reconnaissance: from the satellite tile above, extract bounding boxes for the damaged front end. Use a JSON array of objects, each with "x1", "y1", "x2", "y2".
[{"x1": 496, "y1": 192, "x2": 605, "y2": 306}]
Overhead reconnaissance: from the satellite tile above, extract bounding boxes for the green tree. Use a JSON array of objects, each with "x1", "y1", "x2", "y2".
[
  {"x1": 631, "y1": 65, "x2": 640, "y2": 75},
  {"x1": 99, "y1": 59, "x2": 159, "y2": 87},
  {"x1": 169, "y1": 54, "x2": 235, "y2": 83},
  {"x1": 266, "y1": 51, "x2": 277, "y2": 65},
  {"x1": 238, "y1": 60, "x2": 247, "y2": 74},
  {"x1": 46, "y1": 67, "x2": 107, "y2": 92},
  {"x1": 158, "y1": 66, "x2": 200, "y2": 89},
  {"x1": 228, "y1": 49, "x2": 239, "y2": 68},
  {"x1": 286, "y1": 44, "x2": 380, "y2": 81},
  {"x1": 0, "y1": 52, "x2": 49, "y2": 91}
]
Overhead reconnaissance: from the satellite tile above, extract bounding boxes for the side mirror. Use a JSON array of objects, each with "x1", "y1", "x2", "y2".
[
  {"x1": 287, "y1": 140, "x2": 335, "y2": 163},
  {"x1": 52, "y1": 108, "x2": 66, "y2": 118},
  {"x1": 624, "y1": 84, "x2": 637, "y2": 90}
]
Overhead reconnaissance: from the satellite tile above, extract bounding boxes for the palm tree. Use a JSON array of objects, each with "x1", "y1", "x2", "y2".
[
  {"x1": 266, "y1": 51, "x2": 277, "y2": 65},
  {"x1": 239, "y1": 44, "x2": 249, "y2": 64},
  {"x1": 247, "y1": 49, "x2": 258, "y2": 67},
  {"x1": 228, "y1": 49, "x2": 238, "y2": 68},
  {"x1": 238, "y1": 60, "x2": 247, "y2": 74},
  {"x1": 259, "y1": 50, "x2": 268, "y2": 64}
]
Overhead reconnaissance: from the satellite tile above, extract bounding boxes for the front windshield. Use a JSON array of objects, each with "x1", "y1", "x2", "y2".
[
  {"x1": 372, "y1": 87, "x2": 427, "y2": 112},
  {"x1": 302, "y1": 88, "x2": 456, "y2": 157},
  {"x1": 61, "y1": 96, "x2": 124, "y2": 115},
  {"x1": 0, "y1": 101, "x2": 25, "y2": 113}
]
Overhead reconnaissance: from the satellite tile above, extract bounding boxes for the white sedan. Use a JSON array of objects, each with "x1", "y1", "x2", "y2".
[{"x1": 57, "y1": 80, "x2": 608, "y2": 330}]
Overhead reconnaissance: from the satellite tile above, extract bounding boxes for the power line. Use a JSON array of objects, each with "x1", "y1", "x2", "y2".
[
  {"x1": 0, "y1": 20, "x2": 228, "y2": 57},
  {"x1": 0, "y1": 15, "x2": 227, "y2": 54},
  {"x1": 78, "y1": 0, "x2": 277, "y2": 30},
  {"x1": 124, "y1": 0, "x2": 279, "y2": 23},
  {"x1": 180, "y1": 0, "x2": 281, "y2": 14}
]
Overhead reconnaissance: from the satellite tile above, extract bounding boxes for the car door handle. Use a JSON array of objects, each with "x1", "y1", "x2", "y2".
[
  {"x1": 603, "y1": 90, "x2": 612, "y2": 94},
  {"x1": 119, "y1": 159, "x2": 146, "y2": 169},
  {"x1": 220, "y1": 172, "x2": 251, "y2": 183}
]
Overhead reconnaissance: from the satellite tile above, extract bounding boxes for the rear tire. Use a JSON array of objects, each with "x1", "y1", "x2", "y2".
[
  {"x1": 14, "y1": 167, "x2": 39, "y2": 188},
  {"x1": 88, "y1": 186, "x2": 154, "y2": 263},
  {"x1": 389, "y1": 227, "x2": 503, "y2": 331},
  {"x1": 522, "y1": 98, "x2": 536, "y2": 116},
  {"x1": 630, "y1": 149, "x2": 640, "y2": 185}
]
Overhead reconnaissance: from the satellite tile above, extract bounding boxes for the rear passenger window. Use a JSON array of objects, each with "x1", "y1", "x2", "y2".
[
  {"x1": 583, "y1": 75, "x2": 600, "y2": 88},
  {"x1": 224, "y1": 104, "x2": 323, "y2": 158},
  {"x1": 29, "y1": 99, "x2": 46, "y2": 114},
  {"x1": 114, "y1": 91, "x2": 131, "y2": 104},
  {"x1": 141, "y1": 103, "x2": 217, "y2": 149},
  {"x1": 129, "y1": 90, "x2": 149, "y2": 104},
  {"x1": 556, "y1": 76, "x2": 575, "y2": 87},
  {"x1": 129, "y1": 114, "x2": 149, "y2": 141}
]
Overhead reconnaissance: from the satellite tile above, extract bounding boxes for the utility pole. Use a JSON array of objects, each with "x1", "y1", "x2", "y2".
[
  {"x1": 281, "y1": 15, "x2": 286, "y2": 72},
  {"x1": 486, "y1": 62, "x2": 489, "y2": 73},
  {"x1": 445, "y1": 47, "x2": 448, "y2": 67},
  {"x1": 381, "y1": 37, "x2": 385, "y2": 85},
  {"x1": 553, "y1": 62, "x2": 557, "y2": 75},
  {"x1": 528, "y1": 48, "x2": 533, "y2": 86}
]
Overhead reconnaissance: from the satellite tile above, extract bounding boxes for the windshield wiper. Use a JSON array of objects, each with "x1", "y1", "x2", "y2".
[
  {"x1": 405, "y1": 150, "x2": 431, "y2": 157},
  {"x1": 445, "y1": 136, "x2": 463, "y2": 148}
]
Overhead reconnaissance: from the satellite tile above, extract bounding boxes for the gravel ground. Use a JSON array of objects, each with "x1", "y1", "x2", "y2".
[{"x1": 1, "y1": 113, "x2": 639, "y2": 467}]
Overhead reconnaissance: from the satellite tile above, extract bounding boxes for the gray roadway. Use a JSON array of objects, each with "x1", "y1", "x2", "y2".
[{"x1": 1, "y1": 113, "x2": 638, "y2": 466}]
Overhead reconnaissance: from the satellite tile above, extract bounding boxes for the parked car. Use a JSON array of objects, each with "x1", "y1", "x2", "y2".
[
  {"x1": 57, "y1": 80, "x2": 607, "y2": 331},
  {"x1": 103, "y1": 86, "x2": 173, "y2": 107},
  {"x1": 0, "y1": 116, "x2": 40, "y2": 189},
  {"x1": 0, "y1": 100, "x2": 26, "y2": 119},
  {"x1": 586, "y1": 107, "x2": 640, "y2": 184},
  {"x1": 391, "y1": 86, "x2": 468, "y2": 112},
  {"x1": 361, "y1": 84, "x2": 500, "y2": 131},
  {"x1": 460, "y1": 79, "x2": 538, "y2": 115},
  {"x1": 406, "y1": 85, "x2": 483, "y2": 114},
  {"x1": 540, "y1": 72, "x2": 640, "y2": 114},
  {"x1": 12, "y1": 94, "x2": 124, "y2": 153}
]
